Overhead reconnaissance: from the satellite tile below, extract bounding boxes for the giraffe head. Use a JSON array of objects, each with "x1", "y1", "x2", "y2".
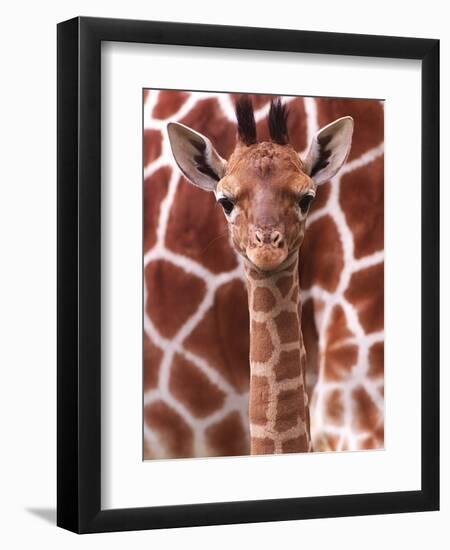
[{"x1": 168, "y1": 97, "x2": 353, "y2": 272}]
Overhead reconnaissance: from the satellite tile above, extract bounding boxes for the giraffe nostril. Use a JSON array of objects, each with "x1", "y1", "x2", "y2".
[
  {"x1": 254, "y1": 229, "x2": 285, "y2": 248},
  {"x1": 255, "y1": 230, "x2": 264, "y2": 245},
  {"x1": 271, "y1": 231, "x2": 283, "y2": 248}
]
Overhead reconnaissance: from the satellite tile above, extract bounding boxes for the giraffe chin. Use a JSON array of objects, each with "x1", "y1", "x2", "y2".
[{"x1": 246, "y1": 246, "x2": 289, "y2": 273}]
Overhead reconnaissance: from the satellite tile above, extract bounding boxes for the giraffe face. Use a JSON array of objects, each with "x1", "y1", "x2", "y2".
[
  {"x1": 167, "y1": 97, "x2": 353, "y2": 272},
  {"x1": 216, "y1": 142, "x2": 316, "y2": 272}
]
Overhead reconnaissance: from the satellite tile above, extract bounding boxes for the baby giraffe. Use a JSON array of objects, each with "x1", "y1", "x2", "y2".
[{"x1": 168, "y1": 97, "x2": 353, "y2": 454}]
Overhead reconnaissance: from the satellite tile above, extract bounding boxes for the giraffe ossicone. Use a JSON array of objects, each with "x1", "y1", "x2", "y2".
[{"x1": 168, "y1": 97, "x2": 353, "y2": 454}]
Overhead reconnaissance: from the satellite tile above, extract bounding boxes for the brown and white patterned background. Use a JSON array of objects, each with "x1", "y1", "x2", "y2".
[{"x1": 143, "y1": 90, "x2": 384, "y2": 459}]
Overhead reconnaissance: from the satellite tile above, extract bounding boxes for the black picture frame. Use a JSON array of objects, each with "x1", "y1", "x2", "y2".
[{"x1": 57, "y1": 16, "x2": 439, "y2": 533}]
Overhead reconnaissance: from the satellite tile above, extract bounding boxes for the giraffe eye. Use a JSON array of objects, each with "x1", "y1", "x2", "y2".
[
  {"x1": 298, "y1": 194, "x2": 314, "y2": 214},
  {"x1": 218, "y1": 197, "x2": 234, "y2": 215}
]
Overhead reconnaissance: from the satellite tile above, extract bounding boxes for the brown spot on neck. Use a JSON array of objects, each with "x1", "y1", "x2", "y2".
[
  {"x1": 249, "y1": 375, "x2": 270, "y2": 426},
  {"x1": 275, "y1": 388, "x2": 305, "y2": 432},
  {"x1": 253, "y1": 287, "x2": 276, "y2": 313},
  {"x1": 276, "y1": 275, "x2": 294, "y2": 298},
  {"x1": 251, "y1": 437, "x2": 275, "y2": 455},
  {"x1": 282, "y1": 434, "x2": 309, "y2": 453},
  {"x1": 274, "y1": 310, "x2": 301, "y2": 344},
  {"x1": 249, "y1": 321, "x2": 273, "y2": 362},
  {"x1": 275, "y1": 349, "x2": 302, "y2": 381}
]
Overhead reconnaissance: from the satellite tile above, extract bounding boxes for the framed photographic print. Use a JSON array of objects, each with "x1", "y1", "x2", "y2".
[{"x1": 57, "y1": 17, "x2": 439, "y2": 533}]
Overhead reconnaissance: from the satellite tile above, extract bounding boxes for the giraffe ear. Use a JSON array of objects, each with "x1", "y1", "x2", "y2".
[
  {"x1": 167, "y1": 122, "x2": 226, "y2": 192},
  {"x1": 304, "y1": 116, "x2": 354, "y2": 185}
]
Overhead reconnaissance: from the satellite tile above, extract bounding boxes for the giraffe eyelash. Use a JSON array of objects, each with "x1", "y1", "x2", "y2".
[
  {"x1": 298, "y1": 192, "x2": 315, "y2": 214},
  {"x1": 218, "y1": 197, "x2": 234, "y2": 215},
  {"x1": 215, "y1": 191, "x2": 238, "y2": 218}
]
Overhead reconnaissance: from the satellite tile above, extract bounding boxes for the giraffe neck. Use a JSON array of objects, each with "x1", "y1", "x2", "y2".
[{"x1": 245, "y1": 255, "x2": 311, "y2": 454}]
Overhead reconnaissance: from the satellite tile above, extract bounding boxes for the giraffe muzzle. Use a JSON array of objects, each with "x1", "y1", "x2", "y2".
[{"x1": 247, "y1": 228, "x2": 288, "y2": 271}]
